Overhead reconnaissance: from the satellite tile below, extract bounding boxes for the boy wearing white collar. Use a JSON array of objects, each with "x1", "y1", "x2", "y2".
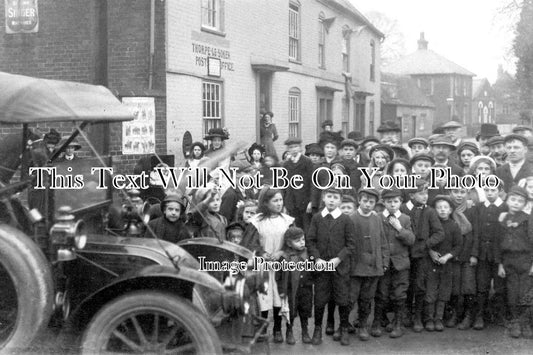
[
  {"x1": 349, "y1": 188, "x2": 390, "y2": 342},
  {"x1": 372, "y1": 189, "x2": 415, "y2": 339}
]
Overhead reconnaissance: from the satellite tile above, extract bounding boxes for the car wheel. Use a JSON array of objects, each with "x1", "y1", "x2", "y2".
[
  {"x1": 0, "y1": 224, "x2": 54, "y2": 351},
  {"x1": 80, "y1": 290, "x2": 223, "y2": 354}
]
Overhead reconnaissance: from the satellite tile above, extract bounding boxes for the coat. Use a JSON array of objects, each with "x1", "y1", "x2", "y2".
[
  {"x1": 456, "y1": 207, "x2": 476, "y2": 263},
  {"x1": 281, "y1": 154, "x2": 314, "y2": 212},
  {"x1": 471, "y1": 199, "x2": 507, "y2": 262},
  {"x1": 495, "y1": 211, "x2": 531, "y2": 266},
  {"x1": 434, "y1": 218, "x2": 463, "y2": 259},
  {"x1": 380, "y1": 211, "x2": 415, "y2": 271},
  {"x1": 400, "y1": 201, "x2": 445, "y2": 259},
  {"x1": 144, "y1": 217, "x2": 191, "y2": 243},
  {"x1": 306, "y1": 210, "x2": 356, "y2": 275},
  {"x1": 495, "y1": 160, "x2": 533, "y2": 193},
  {"x1": 350, "y1": 211, "x2": 390, "y2": 277},
  {"x1": 219, "y1": 187, "x2": 254, "y2": 222}
]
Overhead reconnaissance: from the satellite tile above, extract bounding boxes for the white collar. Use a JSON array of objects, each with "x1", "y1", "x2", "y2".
[
  {"x1": 509, "y1": 160, "x2": 525, "y2": 169},
  {"x1": 484, "y1": 197, "x2": 503, "y2": 207},
  {"x1": 321, "y1": 207, "x2": 342, "y2": 219},
  {"x1": 357, "y1": 207, "x2": 373, "y2": 217},
  {"x1": 405, "y1": 200, "x2": 414, "y2": 210},
  {"x1": 383, "y1": 210, "x2": 402, "y2": 218}
]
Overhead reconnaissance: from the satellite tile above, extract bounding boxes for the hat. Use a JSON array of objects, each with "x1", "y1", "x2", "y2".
[
  {"x1": 357, "y1": 187, "x2": 380, "y2": 200},
  {"x1": 408, "y1": 137, "x2": 430, "y2": 148},
  {"x1": 161, "y1": 193, "x2": 187, "y2": 212},
  {"x1": 381, "y1": 188, "x2": 402, "y2": 200},
  {"x1": 360, "y1": 136, "x2": 381, "y2": 148},
  {"x1": 468, "y1": 155, "x2": 496, "y2": 173},
  {"x1": 430, "y1": 135, "x2": 456, "y2": 150},
  {"x1": 248, "y1": 143, "x2": 265, "y2": 158},
  {"x1": 330, "y1": 162, "x2": 347, "y2": 174},
  {"x1": 59, "y1": 138, "x2": 81, "y2": 150},
  {"x1": 347, "y1": 131, "x2": 364, "y2": 142},
  {"x1": 284, "y1": 137, "x2": 302, "y2": 146},
  {"x1": 432, "y1": 126, "x2": 445, "y2": 134},
  {"x1": 377, "y1": 120, "x2": 401, "y2": 133},
  {"x1": 441, "y1": 120, "x2": 463, "y2": 129},
  {"x1": 368, "y1": 144, "x2": 394, "y2": 160},
  {"x1": 512, "y1": 125, "x2": 533, "y2": 134},
  {"x1": 476, "y1": 123, "x2": 500, "y2": 141},
  {"x1": 387, "y1": 158, "x2": 411, "y2": 175},
  {"x1": 342, "y1": 195, "x2": 356, "y2": 204},
  {"x1": 457, "y1": 142, "x2": 480, "y2": 156},
  {"x1": 284, "y1": 226, "x2": 305, "y2": 241},
  {"x1": 262, "y1": 111, "x2": 274, "y2": 119},
  {"x1": 204, "y1": 127, "x2": 229, "y2": 141},
  {"x1": 319, "y1": 131, "x2": 344, "y2": 148},
  {"x1": 391, "y1": 145, "x2": 409, "y2": 160},
  {"x1": 44, "y1": 129, "x2": 61, "y2": 145},
  {"x1": 504, "y1": 133, "x2": 529, "y2": 146},
  {"x1": 340, "y1": 139, "x2": 359, "y2": 149},
  {"x1": 230, "y1": 159, "x2": 253, "y2": 173},
  {"x1": 321, "y1": 120, "x2": 333, "y2": 128},
  {"x1": 507, "y1": 185, "x2": 528, "y2": 200},
  {"x1": 486, "y1": 136, "x2": 504, "y2": 147},
  {"x1": 432, "y1": 194, "x2": 454, "y2": 210},
  {"x1": 323, "y1": 187, "x2": 343, "y2": 195},
  {"x1": 410, "y1": 153, "x2": 435, "y2": 166},
  {"x1": 226, "y1": 221, "x2": 245, "y2": 232},
  {"x1": 305, "y1": 143, "x2": 324, "y2": 156}
]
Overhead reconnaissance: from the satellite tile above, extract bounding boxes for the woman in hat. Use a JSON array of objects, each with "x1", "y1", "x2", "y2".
[
  {"x1": 185, "y1": 141, "x2": 206, "y2": 169},
  {"x1": 457, "y1": 142, "x2": 480, "y2": 175},
  {"x1": 248, "y1": 143, "x2": 266, "y2": 170},
  {"x1": 57, "y1": 139, "x2": 82, "y2": 162},
  {"x1": 260, "y1": 112, "x2": 279, "y2": 161},
  {"x1": 468, "y1": 155, "x2": 498, "y2": 204},
  {"x1": 204, "y1": 127, "x2": 230, "y2": 170}
]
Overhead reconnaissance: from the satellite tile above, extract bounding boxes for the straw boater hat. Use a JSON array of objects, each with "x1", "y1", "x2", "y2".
[{"x1": 468, "y1": 155, "x2": 496, "y2": 172}]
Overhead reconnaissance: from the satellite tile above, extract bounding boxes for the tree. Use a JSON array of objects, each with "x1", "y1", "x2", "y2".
[
  {"x1": 365, "y1": 11, "x2": 406, "y2": 67},
  {"x1": 513, "y1": 0, "x2": 533, "y2": 110}
]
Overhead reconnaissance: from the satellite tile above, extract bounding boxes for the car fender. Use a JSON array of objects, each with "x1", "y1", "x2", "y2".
[{"x1": 178, "y1": 237, "x2": 254, "y2": 261}]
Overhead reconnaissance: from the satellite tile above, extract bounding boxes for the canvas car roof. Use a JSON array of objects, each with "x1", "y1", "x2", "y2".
[{"x1": 0, "y1": 72, "x2": 133, "y2": 123}]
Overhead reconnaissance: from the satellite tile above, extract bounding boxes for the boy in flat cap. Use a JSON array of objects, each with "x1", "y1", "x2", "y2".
[
  {"x1": 400, "y1": 179, "x2": 444, "y2": 332},
  {"x1": 307, "y1": 187, "x2": 356, "y2": 346},
  {"x1": 372, "y1": 188, "x2": 415, "y2": 339},
  {"x1": 408, "y1": 138, "x2": 429, "y2": 157},
  {"x1": 496, "y1": 186, "x2": 532, "y2": 338},
  {"x1": 339, "y1": 139, "x2": 362, "y2": 197},
  {"x1": 282, "y1": 137, "x2": 314, "y2": 231},
  {"x1": 348, "y1": 188, "x2": 390, "y2": 342}
]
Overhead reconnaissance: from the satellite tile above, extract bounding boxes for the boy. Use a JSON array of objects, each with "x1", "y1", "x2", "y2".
[
  {"x1": 400, "y1": 179, "x2": 444, "y2": 332},
  {"x1": 144, "y1": 194, "x2": 190, "y2": 243},
  {"x1": 189, "y1": 188, "x2": 227, "y2": 240},
  {"x1": 339, "y1": 139, "x2": 362, "y2": 195},
  {"x1": 471, "y1": 183, "x2": 507, "y2": 330},
  {"x1": 372, "y1": 189, "x2": 415, "y2": 339},
  {"x1": 276, "y1": 227, "x2": 313, "y2": 345},
  {"x1": 226, "y1": 221, "x2": 245, "y2": 244},
  {"x1": 349, "y1": 188, "x2": 390, "y2": 341},
  {"x1": 340, "y1": 195, "x2": 357, "y2": 216},
  {"x1": 408, "y1": 138, "x2": 430, "y2": 157},
  {"x1": 410, "y1": 154, "x2": 434, "y2": 181},
  {"x1": 307, "y1": 187, "x2": 356, "y2": 346},
  {"x1": 496, "y1": 186, "x2": 532, "y2": 338},
  {"x1": 427, "y1": 195, "x2": 463, "y2": 332}
]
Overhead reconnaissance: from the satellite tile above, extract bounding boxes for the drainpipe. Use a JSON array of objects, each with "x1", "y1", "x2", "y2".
[{"x1": 148, "y1": 0, "x2": 155, "y2": 90}]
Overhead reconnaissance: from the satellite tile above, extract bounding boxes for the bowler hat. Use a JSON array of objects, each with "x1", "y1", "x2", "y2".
[
  {"x1": 507, "y1": 185, "x2": 528, "y2": 200},
  {"x1": 321, "y1": 120, "x2": 333, "y2": 128},
  {"x1": 381, "y1": 188, "x2": 402, "y2": 200},
  {"x1": 503, "y1": 134, "x2": 528, "y2": 146},
  {"x1": 430, "y1": 135, "x2": 456, "y2": 150},
  {"x1": 410, "y1": 153, "x2": 435, "y2": 166},
  {"x1": 369, "y1": 144, "x2": 394, "y2": 160},
  {"x1": 377, "y1": 120, "x2": 401, "y2": 133},
  {"x1": 305, "y1": 143, "x2": 323, "y2": 156},
  {"x1": 204, "y1": 127, "x2": 229, "y2": 141},
  {"x1": 408, "y1": 137, "x2": 430, "y2": 148},
  {"x1": 476, "y1": 123, "x2": 499, "y2": 141},
  {"x1": 486, "y1": 136, "x2": 504, "y2": 147},
  {"x1": 284, "y1": 137, "x2": 302, "y2": 146}
]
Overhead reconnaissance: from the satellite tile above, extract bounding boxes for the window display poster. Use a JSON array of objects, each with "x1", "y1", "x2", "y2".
[{"x1": 121, "y1": 97, "x2": 156, "y2": 155}]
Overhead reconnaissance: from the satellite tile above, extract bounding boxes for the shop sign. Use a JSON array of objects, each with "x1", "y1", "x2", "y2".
[{"x1": 5, "y1": 0, "x2": 39, "y2": 34}]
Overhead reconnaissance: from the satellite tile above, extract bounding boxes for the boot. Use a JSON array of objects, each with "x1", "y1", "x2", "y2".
[
  {"x1": 301, "y1": 318, "x2": 311, "y2": 344},
  {"x1": 434, "y1": 301, "x2": 446, "y2": 331},
  {"x1": 311, "y1": 326, "x2": 322, "y2": 345},
  {"x1": 424, "y1": 302, "x2": 435, "y2": 332},
  {"x1": 370, "y1": 300, "x2": 385, "y2": 337},
  {"x1": 445, "y1": 295, "x2": 458, "y2": 328},
  {"x1": 286, "y1": 328, "x2": 295, "y2": 345},
  {"x1": 340, "y1": 327, "x2": 350, "y2": 346},
  {"x1": 273, "y1": 330, "x2": 283, "y2": 343},
  {"x1": 510, "y1": 307, "x2": 521, "y2": 338},
  {"x1": 332, "y1": 327, "x2": 341, "y2": 341},
  {"x1": 520, "y1": 307, "x2": 532, "y2": 339},
  {"x1": 358, "y1": 300, "x2": 371, "y2": 341},
  {"x1": 413, "y1": 299, "x2": 424, "y2": 333},
  {"x1": 390, "y1": 301, "x2": 405, "y2": 339},
  {"x1": 325, "y1": 302, "x2": 335, "y2": 335},
  {"x1": 473, "y1": 293, "x2": 487, "y2": 330},
  {"x1": 325, "y1": 322, "x2": 334, "y2": 336},
  {"x1": 458, "y1": 296, "x2": 474, "y2": 330}
]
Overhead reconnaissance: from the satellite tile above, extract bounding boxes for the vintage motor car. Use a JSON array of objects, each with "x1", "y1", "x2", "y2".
[{"x1": 0, "y1": 72, "x2": 266, "y2": 354}]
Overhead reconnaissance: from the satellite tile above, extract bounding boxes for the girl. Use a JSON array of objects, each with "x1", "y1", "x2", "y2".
[
  {"x1": 364, "y1": 144, "x2": 394, "y2": 191},
  {"x1": 248, "y1": 143, "x2": 265, "y2": 170},
  {"x1": 236, "y1": 199, "x2": 258, "y2": 225},
  {"x1": 468, "y1": 156, "x2": 497, "y2": 205},
  {"x1": 241, "y1": 187, "x2": 295, "y2": 343},
  {"x1": 185, "y1": 142, "x2": 206, "y2": 169},
  {"x1": 457, "y1": 142, "x2": 480, "y2": 175}
]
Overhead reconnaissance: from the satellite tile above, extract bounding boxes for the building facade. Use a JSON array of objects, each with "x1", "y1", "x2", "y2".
[
  {"x1": 384, "y1": 33, "x2": 474, "y2": 133},
  {"x1": 167, "y1": 0, "x2": 383, "y2": 162},
  {"x1": 471, "y1": 78, "x2": 495, "y2": 130}
]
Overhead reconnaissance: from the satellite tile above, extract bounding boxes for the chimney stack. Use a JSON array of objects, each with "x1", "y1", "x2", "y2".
[{"x1": 418, "y1": 32, "x2": 428, "y2": 50}]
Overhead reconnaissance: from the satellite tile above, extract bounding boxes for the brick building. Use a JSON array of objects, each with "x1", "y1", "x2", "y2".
[
  {"x1": 0, "y1": 0, "x2": 166, "y2": 174},
  {"x1": 384, "y1": 33, "x2": 475, "y2": 134},
  {"x1": 167, "y1": 0, "x2": 383, "y2": 162}
]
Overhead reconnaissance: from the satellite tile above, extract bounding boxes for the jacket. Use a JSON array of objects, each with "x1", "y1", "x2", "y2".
[
  {"x1": 495, "y1": 161, "x2": 533, "y2": 193},
  {"x1": 380, "y1": 210, "x2": 415, "y2": 271},
  {"x1": 471, "y1": 198, "x2": 507, "y2": 262},
  {"x1": 281, "y1": 154, "x2": 314, "y2": 211}
]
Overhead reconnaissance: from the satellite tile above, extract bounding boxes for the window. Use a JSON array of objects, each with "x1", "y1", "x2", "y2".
[
  {"x1": 289, "y1": 3, "x2": 300, "y2": 61},
  {"x1": 370, "y1": 40, "x2": 376, "y2": 82},
  {"x1": 317, "y1": 91, "x2": 333, "y2": 134},
  {"x1": 420, "y1": 113, "x2": 426, "y2": 130},
  {"x1": 342, "y1": 27, "x2": 350, "y2": 72},
  {"x1": 288, "y1": 88, "x2": 301, "y2": 138},
  {"x1": 342, "y1": 96, "x2": 349, "y2": 136},
  {"x1": 318, "y1": 13, "x2": 326, "y2": 68},
  {"x1": 369, "y1": 100, "x2": 375, "y2": 135},
  {"x1": 201, "y1": 0, "x2": 224, "y2": 32},
  {"x1": 202, "y1": 82, "x2": 222, "y2": 135},
  {"x1": 418, "y1": 77, "x2": 434, "y2": 95},
  {"x1": 354, "y1": 99, "x2": 366, "y2": 133}
]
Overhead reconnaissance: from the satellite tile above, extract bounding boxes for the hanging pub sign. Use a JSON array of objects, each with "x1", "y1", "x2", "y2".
[{"x1": 5, "y1": 0, "x2": 39, "y2": 34}]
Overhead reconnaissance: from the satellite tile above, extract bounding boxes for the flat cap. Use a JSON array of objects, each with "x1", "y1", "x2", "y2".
[
  {"x1": 408, "y1": 137, "x2": 430, "y2": 148},
  {"x1": 486, "y1": 135, "x2": 504, "y2": 147},
  {"x1": 410, "y1": 153, "x2": 435, "y2": 166},
  {"x1": 503, "y1": 134, "x2": 528, "y2": 146},
  {"x1": 358, "y1": 187, "x2": 380, "y2": 200},
  {"x1": 340, "y1": 139, "x2": 359, "y2": 149},
  {"x1": 381, "y1": 188, "x2": 402, "y2": 200}
]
